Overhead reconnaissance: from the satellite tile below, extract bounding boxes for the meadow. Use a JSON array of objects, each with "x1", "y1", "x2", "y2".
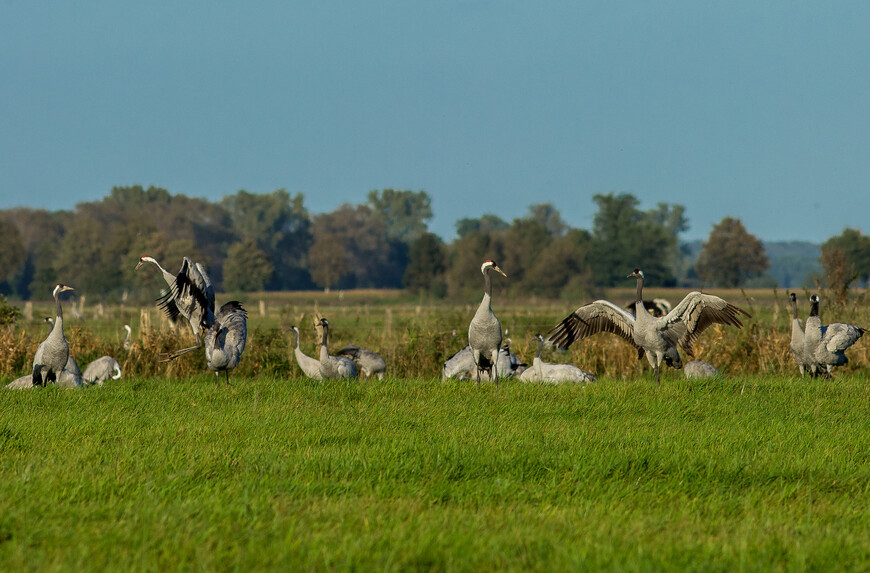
[{"x1": 1, "y1": 288, "x2": 870, "y2": 570}]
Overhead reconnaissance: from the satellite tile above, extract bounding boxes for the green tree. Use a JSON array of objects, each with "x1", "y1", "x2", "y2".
[
  {"x1": 0, "y1": 218, "x2": 26, "y2": 284},
  {"x1": 223, "y1": 239, "x2": 274, "y2": 292},
  {"x1": 695, "y1": 217, "x2": 769, "y2": 287},
  {"x1": 589, "y1": 193, "x2": 687, "y2": 286},
  {"x1": 221, "y1": 189, "x2": 313, "y2": 289},
  {"x1": 526, "y1": 203, "x2": 567, "y2": 237},
  {"x1": 366, "y1": 189, "x2": 433, "y2": 243},
  {"x1": 404, "y1": 232, "x2": 448, "y2": 297},
  {"x1": 455, "y1": 214, "x2": 509, "y2": 239}
]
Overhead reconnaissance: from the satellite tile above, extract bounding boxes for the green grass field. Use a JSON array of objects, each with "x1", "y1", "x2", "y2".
[{"x1": 2, "y1": 374, "x2": 870, "y2": 571}]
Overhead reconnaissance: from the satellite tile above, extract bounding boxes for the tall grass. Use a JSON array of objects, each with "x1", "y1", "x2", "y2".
[{"x1": 3, "y1": 288, "x2": 869, "y2": 382}]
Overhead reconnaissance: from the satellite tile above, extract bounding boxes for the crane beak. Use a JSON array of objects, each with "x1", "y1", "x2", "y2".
[
  {"x1": 134, "y1": 260, "x2": 144, "y2": 271},
  {"x1": 494, "y1": 265, "x2": 507, "y2": 278},
  {"x1": 60, "y1": 285, "x2": 75, "y2": 293}
]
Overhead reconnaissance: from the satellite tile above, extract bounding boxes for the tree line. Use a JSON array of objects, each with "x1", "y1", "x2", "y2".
[{"x1": 0, "y1": 185, "x2": 862, "y2": 302}]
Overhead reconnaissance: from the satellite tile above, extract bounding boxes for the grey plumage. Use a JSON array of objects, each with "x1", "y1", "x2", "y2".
[
  {"x1": 136, "y1": 255, "x2": 216, "y2": 360},
  {"x1": 441, "y1": 344, "x2": 525, "y2": 381},
  {"x1": 290, "y1": 325, "x2": 323, "y2": 379},
  {"x1": 683, "y1": 360, "x2": 720, "y2": 379},
  {"x1": 204, "y1": 301, "x2": 248, "y2": 386},
  {"x1": 549, "y1": 269, "x2": 750, "y2": 383},
  {"x1": 32, "y1": 284, "x2": 75, "y2": 386},
  {"x1": 788, "y1": 292, "x2": 813, "y2": 378},
  {"x1": 336, "y1": 345, "x2": 386, "y2": 380},
  {"x1": 468, "y1": 260, "x2": 508, "y2": 385},
  {"x1": 83, "y1": 356, "x2": 122, "y2": 386},
  {"x1": 519, "y1": 334, "x2": 596, "y2": 384},
  {"x1": 318, "y1": 318, "x2": 358, "y2": 380},
  {"x1": 803, "y1": 294, "x2": 865, "y2": 378}
]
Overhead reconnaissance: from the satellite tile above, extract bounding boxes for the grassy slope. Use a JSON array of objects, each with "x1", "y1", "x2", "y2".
[{"x1": 2, "y1": 375, "x2": 870, "y2": 571}]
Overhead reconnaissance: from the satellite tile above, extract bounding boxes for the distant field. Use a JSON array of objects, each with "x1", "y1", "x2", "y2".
[{"x1": 2, "y1": 375, "x2": 870, "y2": 571}]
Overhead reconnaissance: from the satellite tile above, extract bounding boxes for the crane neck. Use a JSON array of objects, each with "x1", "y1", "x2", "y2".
[
  {"x1": 535, "y1": 337, "x2": 543, "y2": 359},
  {"x1": 790, "y1": 298, "x2": 799, "y2": 319},
  {"x1": 483, "y1": 268, "x2": 493, "y2": 300},
  {"x1": 320, "y1": 325, "x2": 329, "y2": 361},
  {"x1": 635, "y1": 274, "x2": 644, "y2": 304},
  {"x1": 52, "y1": 289, "x2": 64, "y2": 335},
  {"x1": 809, "y1": 299, "x2": 819, "y2": 318},
  {"x1": 292, "y1": 329, "x2": 300, "y2": 349}
]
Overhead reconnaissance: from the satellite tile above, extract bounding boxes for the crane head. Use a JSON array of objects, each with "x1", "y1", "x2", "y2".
[
  {"x1": 789, "y1": 292, "x2": 797, "y2": 302},
  {"x1": 810, "y1": 294, "x2": 820, "y2": 304},
  {"x1": 627, "y1": 269, "x2": 644, "y2": 279},
  {"x1": 481, "y1": 260, "x2": 507, "y2": 278},
  {"x1": 134, "y1": 255, "x2": 154, "y2": 271},
  {"x1": 53, "y1": 284, "x2": 74, "y2": 297}
]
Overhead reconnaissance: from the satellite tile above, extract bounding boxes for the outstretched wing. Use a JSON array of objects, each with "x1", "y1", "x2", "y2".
[
  {"x1": 547, "y1": 300, "x2": 638, "y2": 350},
  {"x1": 172, "y1": 258, "x2": 215, "y2": 329},
  {"x1": 823, "y1": 323, "x2": 865, "y2": 353},
  {"x1": 663, "y1": 292, "x2": 751, "y2": 353},
  {"x1": 194, "y1": 262, "x2": 216, "y2": 312}
]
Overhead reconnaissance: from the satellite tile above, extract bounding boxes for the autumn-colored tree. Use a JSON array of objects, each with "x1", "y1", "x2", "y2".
[
  {"x1": 820, "y1": 228, "x2": 870, "y2": 287},
  {"x1": 309, "y1": 234, "x2": 349, "y2": 291},
  {"x1": 695, "y1": 217, "x2": 769, "y2": 287}
]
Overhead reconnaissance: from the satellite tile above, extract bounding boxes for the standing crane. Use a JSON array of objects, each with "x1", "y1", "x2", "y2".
[
  {"x1": 290, "y1": 325, "x2": 323, "y2": 379},
  {"x1": 204, "y1": 301, "x2": 248, "y2": 386},
  {"x1": 548, "y1": 269, "x2": 750, "y2": 383},
  {"x1": 468, "y1": 260, "x2": 507, "y2": 386},
  {"x1": 803, "y1": 294, "x2": 865, "y2": 378},
  {"x1": 135, "y1": 255, "x2": 216, "y2": 360},
  {"x1": 32, "y1": 284, "x2": 75, "y2": 386},
  {"x1": 318, "y1": 318, "x2": 358, "y2": 380},
  {"x1": 788, "y1": 292, "x2": 813, "y2": 377}
]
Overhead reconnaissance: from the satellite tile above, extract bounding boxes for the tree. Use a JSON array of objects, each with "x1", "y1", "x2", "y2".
[
  {"x1": 588, "y1": 193, "x2": 687, "y2": 286},
  {"x1": 404, "y1": 232, "x2": 448, "y2": 297},
  {"x1": 695, "y1": 217, "x2": 769, "y2": 287},
  {"x1": 309, "y1": 234, "x2": 349, "y2": 291},
  {"x1": 366, "y1": 189, "x2": 433, "y2": 243},
  {"x1": 820, "y1": 228, "x2": 870, "y2": 287},
  {"x1": 526, "y1": 229, "x2": 596, "y2": 299},
  {"x1": 455, "y1": 214, "x2": 509, "y2": 239},
  {"x1": 223, "y1": 239, "x2": 274, "y2": 292},
  {"x1": 526, "y1": 203, "x2": 567, "y2": 237},
  {"x1": 0, "y1": 218, "x2": 26, "y2": 284},
  {"x1": 221, "y1": 189, "x2": 313, "y2": 289}
]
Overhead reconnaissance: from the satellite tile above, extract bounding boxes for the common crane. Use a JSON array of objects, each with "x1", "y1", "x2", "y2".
[
  {"x1": 135, "y1": 255, "x2": 216, "y2": 360},
  {"x1": 441, "y1": 344, "x2": 524, "y2": 381},
  {"x1": 468, "y1": 260, "x2": 507, "y2": 385},
  {"x1": 83, "y1": 356, "x2": 122, "y2": 386},
  {"x1": 31, "y1": 284, "x2": 75, "y2": 386},
  {"x1": 336, "y1": 345, "x2": 386, "y2": 380},
  {"x1": 290, "y1": 325, "x2": 323, "y2": 380},
  {"x1": 548, "y1": 269, "x2": 750, "y2": 383},
  {"x1": 519, "y1": 334, "x2": 596, "y2": 384},
  {"x1": 318, "y1": 318, "x2": 358, "y2": 380},
  {"x1": 205, "y1": 301, "x2": 248, "y2": 386},
  {"x1": 123, "y1": 324, "x2": 132, "y2": 351},
  {"x1": 683, "y1": 360, "x2": 720, "y2": 379},
  {"x1": 803, "y1": 294, "x2": 865, "y2": 378},
  {"x1": 788, "y1": 292, "x2": 813, "y2": 378}
]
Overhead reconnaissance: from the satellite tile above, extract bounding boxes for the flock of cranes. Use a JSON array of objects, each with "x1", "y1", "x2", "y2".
[{"x1": 7, "y1": 255, "x2": 868, "y2": 389}]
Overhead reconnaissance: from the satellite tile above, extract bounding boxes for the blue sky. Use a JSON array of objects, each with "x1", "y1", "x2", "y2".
[{"x1": 2, "y1": 1, "x2": 869, "y2": 243}]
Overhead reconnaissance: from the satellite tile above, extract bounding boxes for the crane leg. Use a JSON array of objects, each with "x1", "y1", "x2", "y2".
[
  {"x1": 160, "y1": 343, "x2": 202, "y2": 362},
  {"x1": 654, "y1": 365, "x2": 661, "y2": 384}
]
